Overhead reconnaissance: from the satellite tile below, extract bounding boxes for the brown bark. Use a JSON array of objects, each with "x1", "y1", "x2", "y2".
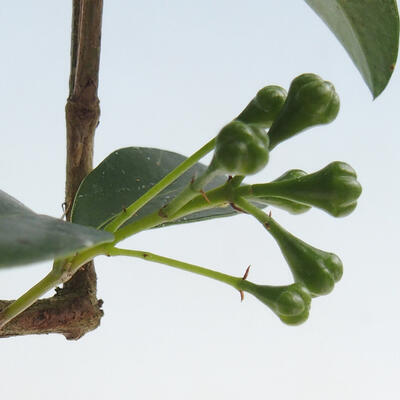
[
  {"x1": 0, "y1": 0, "x2": 104, "y2": 340},
  {"x1": 0, "y1": 263, "x2": 103, "y2": 340}
]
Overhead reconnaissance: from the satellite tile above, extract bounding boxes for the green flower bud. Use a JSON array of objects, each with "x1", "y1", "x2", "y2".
[
  {"x1": 236, "y1": 85, "x2": 287, "y2": 127},
  {"x1": 253, "y1": 162, "x2": 362, "y2": 217},
  {"x1": 239, "y1": 281, "x2": 311, "y2": 325},
  {"x1": 273, "y1": 169, "x2": 307, "y2": 181},
  {"x1": 267, "y1": 219, "x2": 343, "y2": 296},
  {"x1": 213, "y1": 120, "x2": 270, "y2": 175},
  {"x1": 267, "y1": 73, "x2": 340, "y2": 149},
  {"x1": 257, "y1": 169, "x2": 311, "y2": 214}
]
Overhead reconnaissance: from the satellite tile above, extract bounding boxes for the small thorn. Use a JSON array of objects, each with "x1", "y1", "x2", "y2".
[
  {"x1": 239, "y1": 290, "x2": 244, "y2": 302},
  {"x1": 264, "y1": 222, "x2": 271, "y2": 230},
  {"x1": 200, "y1": 190, "x2": 210, "y2": 203},
  {"x1": 268, "y1": 210, "x2": 272, "y2": 218},
  {"x1": 227, "y1": 175, "x2": 233, "y2": 182},
  {"x1": 143, "y1": 253, "x2": 149, "y2": 258},
  {"x1": 106, "y1": 253, "x2": 111, "y2": 257},
  {"x1": 242, "y1": 265, "x2": 251, "y2": 280},
  {"x1": 230, "y1": 202, "x2": 247, "y2": 213},
  {"x1": 122, "y1": 207, "x2": 127, "y2": 213}
]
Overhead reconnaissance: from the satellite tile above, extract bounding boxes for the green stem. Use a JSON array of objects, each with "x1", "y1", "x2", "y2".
[
  {"x1": 113, "y1": 210, "x2": 166, "y2": 243},
  {"x1": 230, "y1": 175, "x2": 245, "y2": 187},
  {"x1": 234, "y1": 196, "x2": 271, "y2": 225},
  {"x1": 113, "y1": 182, "x2": 232, "y2": 243},
  {"x1": 68, "y1": 246, "x2": 107, "y2": 273},
  {"x1": 108, "y1": 247, "x2": 241, "y2": 289},
  {"x1": 172, "y1": 180, "x2": 287, "y2": 220},
  {"x1": 112, "y1": 176, "x2": 251, "y2": 244},
  {"x1": 170, "y1": 175, "x2": 245, "y2": 220},
  {"x1": 171, "y1": 185, "x2": 231, "y2": 220},
  {"x1": 64, "y1": 182, "x2": 248, "y2": 284},
  {"x1": 104, "y1": 137, "x2": 216, "y2": 232},
  {"x1": 235, "y1": 181, "x2": 290, "y2": 199},
  {"x1": 0, "y1": 270, "x2": 63, "y2": 329},
  {"x1": 65, "y1": 187, "x2": 230, "y2": 267},
  {"x1": 159, "y1": 164, "x2": 221, "y2": 219},
  {"x1": 70, "y1": 183, "x2": 259, "y2": 270}
]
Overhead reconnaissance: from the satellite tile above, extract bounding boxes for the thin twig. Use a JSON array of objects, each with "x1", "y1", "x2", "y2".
[{"x1": 0, "y1": 0, "x2": 104, "y2": 340}]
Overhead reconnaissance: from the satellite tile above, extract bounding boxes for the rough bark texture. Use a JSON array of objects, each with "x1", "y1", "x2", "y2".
[
  {"x1": 0, "y1": 0, "x2": 104, "y2": 340},
  {"x1": 0, "y1": 263, "x2": 103, "y2": 340}
]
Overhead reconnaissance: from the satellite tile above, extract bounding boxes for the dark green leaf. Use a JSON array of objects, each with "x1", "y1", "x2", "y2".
[
  {"x1": 305, "y1": 0, "x2": 399, "y2": 97},
  {"x1": 0, "y1": 190, "x2": 114, "y2": 268},
  {"x1": 71, "y1": 147, "x2": 239, "y2": 229}
]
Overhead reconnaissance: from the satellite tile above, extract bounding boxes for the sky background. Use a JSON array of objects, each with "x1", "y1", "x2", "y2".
[{"x1": 0, "y1": 1, "x2": 399, "y2": 399}]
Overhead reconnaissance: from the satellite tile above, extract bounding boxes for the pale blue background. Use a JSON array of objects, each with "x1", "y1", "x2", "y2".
[{"x1": 0, "y1": 1, "x2": 399, "y2": 399}]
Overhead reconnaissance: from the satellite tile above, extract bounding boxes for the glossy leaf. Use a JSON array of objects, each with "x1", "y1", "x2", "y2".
[
  {"x1": 0, "y1": 190, "x2": 114, "y2": 268},
  {"x1": 71, "y1": 147, "x2": 242, "y2": 229},
  {"x1": 305, "y1": 0, "x2": 399, "y2": 97}
]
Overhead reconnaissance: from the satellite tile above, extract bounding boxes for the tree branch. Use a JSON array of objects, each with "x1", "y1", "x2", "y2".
[
  {"x1": 0, "y1": 0, "x2": 104, "y2": 340},
  {"x1": 66, "y1": 0, "x2": 102, "y2": 209},
  {"x1": 0, "y1": 263, "x2": 103, "y2": 340}
]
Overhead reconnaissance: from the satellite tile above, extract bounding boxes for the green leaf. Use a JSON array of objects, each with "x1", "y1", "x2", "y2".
[
  {"x1": 0, "y1": 189, "x2": 35, "y2": 217},
  {"x1": 305, "y1": 0, "x2": 399, "y2": 98},
  {"x1": 71, "y1": 147, "x2": 240, "y2": 229},
  {"x1": 0, "y1": 190, "x2": 114, "y2": 268}
]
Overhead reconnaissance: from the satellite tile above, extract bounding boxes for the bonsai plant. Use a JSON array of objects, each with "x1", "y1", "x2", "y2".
[{"x1": 0, "y1": 0, "x2": 398, "y2": 339}]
